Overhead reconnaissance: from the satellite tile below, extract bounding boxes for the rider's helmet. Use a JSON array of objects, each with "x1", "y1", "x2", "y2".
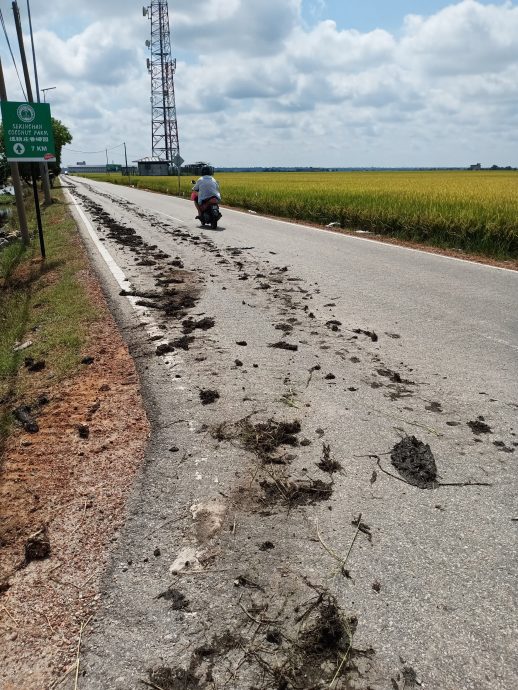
[{"x1": 201, "y1": 165, "x2": 212, "y2": 176}]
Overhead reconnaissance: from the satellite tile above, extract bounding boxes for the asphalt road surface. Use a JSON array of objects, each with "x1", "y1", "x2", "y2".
[{"x1": 63, "y1": 176, "x2": 517, "y2": 690}]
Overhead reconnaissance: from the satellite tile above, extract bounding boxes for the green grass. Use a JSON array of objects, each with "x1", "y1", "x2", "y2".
[
  {"x1": 80, "y1": 170, "x2": 518, "y2": 259},
  {"x1": 0, "y1": 191, "x2": 98, "y2": 445}
]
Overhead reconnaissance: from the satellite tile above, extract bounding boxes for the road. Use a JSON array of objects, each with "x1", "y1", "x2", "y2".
[{"x1": 63, "y1": 176, "x2": 517, "y2": 690}]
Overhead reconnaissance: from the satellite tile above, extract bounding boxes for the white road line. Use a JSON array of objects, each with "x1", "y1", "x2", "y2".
[
  {"x1": 66, "y1": 189, "x2": 132, "y2": 293},
  {"x1": 63, "y1": 184, "x2": 173, "y2": 350},
  {"x1": 479, "y1": 334, "x2": 518, "y2": 352},
  {"x1": 77, "y1": 176, "x2": 517, "y2": 275}
]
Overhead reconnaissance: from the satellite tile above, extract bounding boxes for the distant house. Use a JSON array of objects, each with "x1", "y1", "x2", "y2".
[
  {"x1": 469, "y1": 163, "x2": 482, "y2": 170},
  {"x1": 183, "y1": 161, "x2": 213, "y2": 177},
  {"x1": 135, "y1": 157, "x2": 170, "y2": 176}
]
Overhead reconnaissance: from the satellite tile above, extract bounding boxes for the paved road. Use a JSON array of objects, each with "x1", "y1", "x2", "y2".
[{"x1": 64, "y1": 176, "x2": 517, "y2": 690}]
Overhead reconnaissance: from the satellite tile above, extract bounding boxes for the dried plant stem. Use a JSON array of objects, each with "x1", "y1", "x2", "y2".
[
  {"x1": 73, "y1": 615, "x2": 92, "y2": 690},
  {"x1": 316, "y1": 516, "x2": 362, "y2": 575},
  {"x1": 329, "y1": 642, "x2": 352, "y2": 688},
  {"x1": 368, "y1": 407, "x2": 443, "y2": 436}
]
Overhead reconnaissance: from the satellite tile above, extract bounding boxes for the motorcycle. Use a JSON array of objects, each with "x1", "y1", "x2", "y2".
[
  {"x1": 192, "y1": 181, "x2": 222, "y2": 229},
  {"x1": 199, "y1": 197, "x2": 222, "y2": 229}
]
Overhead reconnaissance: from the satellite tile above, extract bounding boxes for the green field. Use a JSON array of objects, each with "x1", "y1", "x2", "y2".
[{"x1": 79, "y1": 171, "x2": 518, "y2": 259}]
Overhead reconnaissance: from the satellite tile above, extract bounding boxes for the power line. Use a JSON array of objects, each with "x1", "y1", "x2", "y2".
[
  {"x1": 0, "y1": 8, "x2": 27, "y2": 100},
  {"x1": 65, "y1": 142, "x2": 126, "y2": 154}
]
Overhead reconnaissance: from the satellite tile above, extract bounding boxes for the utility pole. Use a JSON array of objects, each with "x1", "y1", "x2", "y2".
[
  {"x1": 124, "y1": 142, "x2": 129, "y2": 176},
  {"x1": 12, "y1": 0, "x2": 52, "y2": 205},
  {"x1": 0, "y1": 58, "x2": 29, "y2": 244}
]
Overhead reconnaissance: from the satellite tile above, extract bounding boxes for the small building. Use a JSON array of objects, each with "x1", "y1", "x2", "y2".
[
  {"x1": 135, "y1": 157, "x2": 170, "y2": 176},
  {"x1": 183, "y1": 161, "x2": 213, "y2": 177},
  {"x1": 469, "y1": 163, "x2": 482, "y2": 170}
]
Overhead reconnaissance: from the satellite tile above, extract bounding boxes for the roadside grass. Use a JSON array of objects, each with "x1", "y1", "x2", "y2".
[
  {"x1": 80, "y1": 170, "x2": 518, "y2": 259},
  {"x1": 0, "y1": 190, "x2": 98, "y2": 446}
]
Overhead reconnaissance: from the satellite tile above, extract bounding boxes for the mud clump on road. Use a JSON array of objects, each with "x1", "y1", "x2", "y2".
[
  {"x1": 468, "y1": 417, "x2": 492, "y2": 435},
  {"x1": 261, "y1": 477, "x2": 333, "y2": 506},
  {"x1": 214, "y1": 418, "x2": 301, "y2": 461},
  {"x1": 317, "y1": 443, "x2": 342, "y2": 474},
  {"x1": 391, "y1": 436, "x2": 438, "y2": 489},
  {"x1": 200, "y1": 389, "x2": 220, "y2": 405},
  {"x1": 275, "y1": 594, "x2": 363, "y2": 689},
  {"x1": 353, "y1": 328, "x2": 378, "y2": 342},
  {"x1": 425, "y1": 401, "x2": 443, "y2": 413},
  {"x1": 377, "y1": 368, "x2": 415, "y2": 385},
  {"x1": 275, "y1": 323, "x2": 293, "y2": 333},
  {"x1": 156, "y1": 342, "x2": 175, "y2": 356},
  {"x1": 157, "y1": 587, "x2": 190, "y2": 610},
  {"x1": 163, "y1": 292, "x2": 197, "y2": 318},
  {"x1": 300, "y1": 596, "x2": 355, "y2": 659},
  {"x1": 183, "y1": 317, "x2": 215, "y2": 334},
  {"x1": 269, "y1": 341, "x2": 298, "y2": 352},
  {"x1": 172, "y1": 335, "x2": 195, "y2": 351}
]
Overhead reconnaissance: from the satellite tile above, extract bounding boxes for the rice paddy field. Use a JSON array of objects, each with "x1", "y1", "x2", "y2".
[{"x1": 80, "y1": 171, "x2": 518, "y2": 259}]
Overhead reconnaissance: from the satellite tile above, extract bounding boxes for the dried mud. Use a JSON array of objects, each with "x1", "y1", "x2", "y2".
[{"x1": 390, "y1": 436, "x2": 438, "y2": 489}]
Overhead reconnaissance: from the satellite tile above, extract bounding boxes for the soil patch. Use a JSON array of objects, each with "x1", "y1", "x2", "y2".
[
  {"x1": 390, "y1": 436, "x2": 438, "y2": 489},
  {"x1": 0, "y1": 267, "x2": 148, "y2": 689}
]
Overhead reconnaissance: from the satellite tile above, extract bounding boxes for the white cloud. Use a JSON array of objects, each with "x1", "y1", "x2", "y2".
[{"x1": 1, "y1": 0, "x2": 516, "y2": 167}]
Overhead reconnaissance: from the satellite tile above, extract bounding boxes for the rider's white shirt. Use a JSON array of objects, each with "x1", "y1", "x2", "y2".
[{"x1": 194, "y1": 175, "x2": 221, "y2": 202}]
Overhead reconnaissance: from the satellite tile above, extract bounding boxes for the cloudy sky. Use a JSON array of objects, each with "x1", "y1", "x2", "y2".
[{"x1": 1, "y1": 0, "x2": 516, "y2": 168}]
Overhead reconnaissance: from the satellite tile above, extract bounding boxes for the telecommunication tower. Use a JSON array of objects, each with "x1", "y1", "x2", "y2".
[{"x1": 143, "y1": 1, "x2": 180, "y2": 167}]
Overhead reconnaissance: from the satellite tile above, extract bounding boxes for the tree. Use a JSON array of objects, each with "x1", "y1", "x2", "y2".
[
  {"x1": 49, "y1": 118, "x2": 72, "y2": 171},
  {"x1": 0, "y1": 117, "x2": 73, "y2": 180}
]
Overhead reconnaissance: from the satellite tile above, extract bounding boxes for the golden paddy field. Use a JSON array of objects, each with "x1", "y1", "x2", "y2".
[{"x1": 81, "y1": 171, "x2": 518, "y2": 259}]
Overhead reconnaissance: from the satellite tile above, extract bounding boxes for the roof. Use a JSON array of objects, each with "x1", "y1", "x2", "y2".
[{"x1": 133, "y1": 156, "x2": 170, "y2": 163}]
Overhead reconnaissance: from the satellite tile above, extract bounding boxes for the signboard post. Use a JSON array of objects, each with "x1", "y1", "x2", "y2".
[
  {"x1": 1, "y1": 101, "x2": 56, "y2": 258},
  {"x1": 171, "y1": 153, "x2": 184, "y2": 195}
]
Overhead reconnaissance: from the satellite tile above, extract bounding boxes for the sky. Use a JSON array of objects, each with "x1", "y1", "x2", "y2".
[{"x1": 0, "y1": 0, "x2": 516, "y2": 168}]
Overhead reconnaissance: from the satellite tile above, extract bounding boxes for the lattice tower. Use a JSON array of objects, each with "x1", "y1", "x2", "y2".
[{"x1": 144, "y1": 1, "x2": 180, "y2": 165}]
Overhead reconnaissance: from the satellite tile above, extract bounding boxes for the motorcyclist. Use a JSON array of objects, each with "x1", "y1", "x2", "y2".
[{"x1": 192, "y1": 166, "x2": 221, "y2": 219}]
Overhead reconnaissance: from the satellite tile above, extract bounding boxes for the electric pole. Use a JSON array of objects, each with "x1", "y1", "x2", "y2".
[
  {"x1": 0, "y1": 58, "x2": 29, "y2": 244},
  {"x1": 144, "y1": 1, "x2": 180, "y2": 172},
  {"x1": 12, "y1": 0, "x2": 52, "y2": 205}
]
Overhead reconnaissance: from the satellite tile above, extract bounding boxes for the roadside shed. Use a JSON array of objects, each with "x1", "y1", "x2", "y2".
[{"x1": 135, "y1": 157, "x2": 170, "y2": 176}]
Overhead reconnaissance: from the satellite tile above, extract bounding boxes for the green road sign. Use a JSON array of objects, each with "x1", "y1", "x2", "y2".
[{"x1": 1, "y1": 101, "x2": 56, "y2": 163}]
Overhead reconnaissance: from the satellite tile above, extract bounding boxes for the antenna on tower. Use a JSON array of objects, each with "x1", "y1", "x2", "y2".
[{"x1": 144, "y1": 1, "x2": 180, "y2": 171}]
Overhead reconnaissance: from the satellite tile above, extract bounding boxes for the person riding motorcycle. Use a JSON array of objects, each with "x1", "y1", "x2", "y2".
[{"x1": 192, "y1": 166, "x2": 221, "y2": 220}]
